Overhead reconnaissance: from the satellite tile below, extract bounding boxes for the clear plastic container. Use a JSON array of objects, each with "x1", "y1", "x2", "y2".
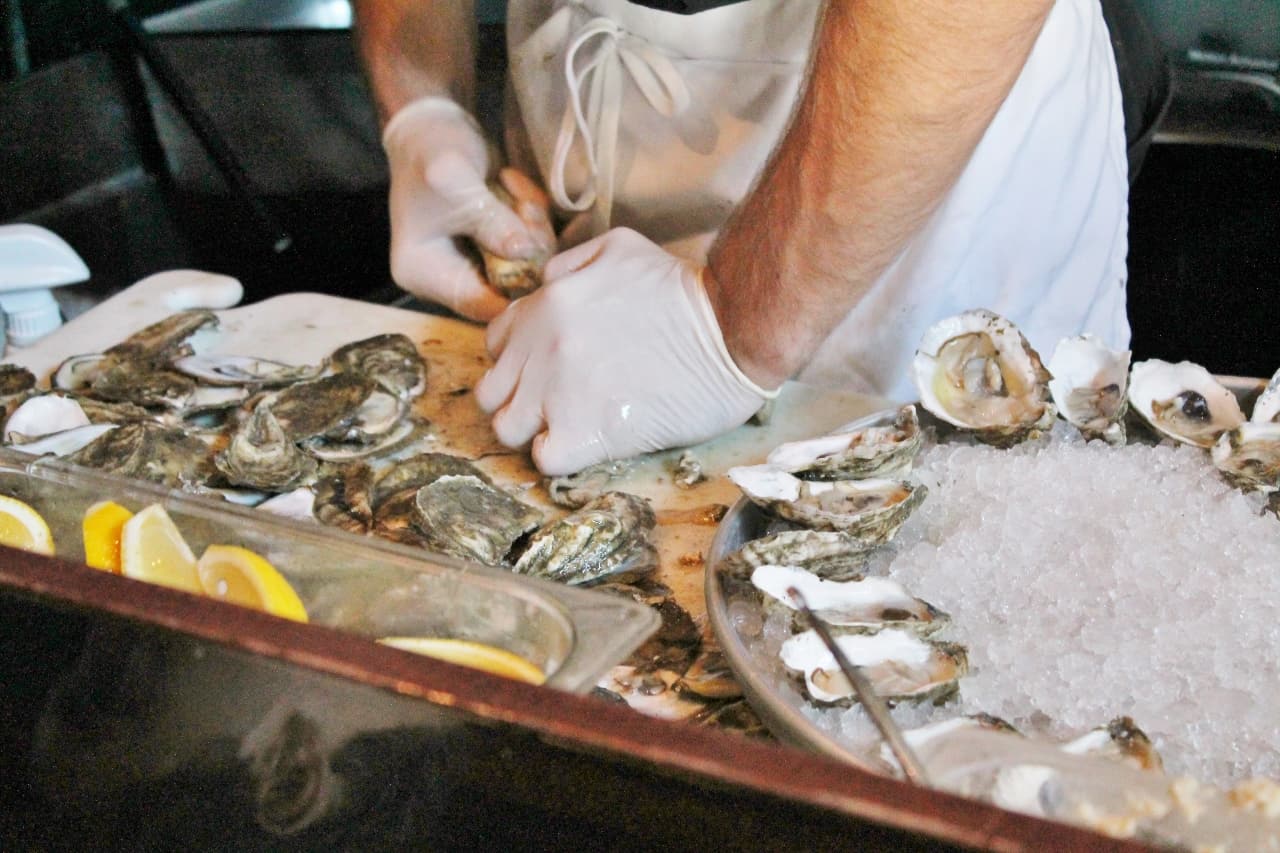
[{"x1": 0, "y1": 447, "x2": 659, "y2": 691}]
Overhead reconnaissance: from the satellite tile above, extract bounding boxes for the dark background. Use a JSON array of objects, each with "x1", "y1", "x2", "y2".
[{"x1": 1, "y1": 0, "x2": 1278, "y2": 376}]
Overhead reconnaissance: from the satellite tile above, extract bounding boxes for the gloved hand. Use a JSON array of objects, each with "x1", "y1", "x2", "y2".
[
  {"x1": 475, "y1": 228, "x2": 777, "y2": 476},
  {"x1": 381, "y1": 97, "x2": 555, "y2": 321}
]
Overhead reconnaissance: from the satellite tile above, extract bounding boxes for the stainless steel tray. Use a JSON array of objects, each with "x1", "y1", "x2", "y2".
[{"x1": 705, "y1": 375, "x2": 1270, "y2": 769}]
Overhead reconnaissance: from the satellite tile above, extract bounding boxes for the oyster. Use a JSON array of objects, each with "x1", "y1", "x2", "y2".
[
  {"x1": 0, "y1": 364, "x2": 36, "y2": 396},
  {"x1": 751, "y1": 564, "x2": 948, "y2": 635},
  {"x1": 52, "y1": 353, "x2": 107, "y2": 391},
  {"x1": 546, "y1": 459, "x2": 631, "y2": 508},
  {"x1": 879, "y1": 713, "x2": 1020, "y2": 774},
  {"x1": 1128, "y1": 359, "x2": 1244, "y2": 447},
  {"x1": 912, "y1": 309, "x2": 1054, "y2": 446},
  {"x1": 319, "y1": 390, "x2": 406, "y2": 444},
  {"x1": 595, "y1": 579, "x2": 700, "y2": 673},
  {"x1": 413, "y1": 474, "x2": 543, "y2": 565},
  {"x1": 1062, "y1": 716, "x2": 1163, "y2": 773},
  {"x1": 7, "y1": 423, "x2": 117, "y2": 457},
  {"x1": 4, "y1": 395, "x2": 89, "y2": 442},
  {"x1": 720, "y1": 529, "x2": 870, "y2": 581},
  {"x1": 331, "y1": 334, "x2": 427, "y2": 400},
  {"x1": 1211, "y1": 421, "x2": 1280, "y2": 493},
  {"x1": 766, "y1": 405, "x2": 922, "y2": 480},
  {"x1": 303, "y1": 417, "x2": 428, "y2": 463},
  {"x1": 102, "y1": 309, "x2": 218, "y2": 363},
  {"x1": 513, "y1": 491, "x2": 658, "y2": 585},
  {"x1": 1253, "y1": 366, "x2": 1280, "y2": 423},
  {"x1": 728, "y1": 465, "x2": 925, "y2": 545},
  {"x1": 173, "y1": 353, "x2": 324, "y2": 387},
  {"x1": 372, "y1": 452, "x2": 493, "y2": 507},
  {"x1": 1047, "y1": 334, "x2": 1131, "y2": 444},
  {"x1": 265, "y1": 373, "x2": 377, "y2": 441},
  {"x1": 312, "y1": 463, "x2": 374, "y2": 534},
  {"x1": 480, "y1": 180, "x2": 550, "y2": 300},
  {"x1": 371, "y1": 485, "x2": 433, "y2": 549},
  {"x1": 215, "y1": 405, "x2": 318, "y2": 491},
  {"x1": 779, "y1": 627, "x2": 968, "y2": 705},
  {"x1": 68, "y1": 421, "x2": 216, "y2": 488},
  {"x1": 88, "y1": 362, "x2": 248, "y2": 414}
]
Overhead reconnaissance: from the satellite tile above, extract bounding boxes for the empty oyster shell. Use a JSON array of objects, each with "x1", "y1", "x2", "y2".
[
  {"x1": 1047, "y1": 334, "x2": 1131, "y2": 444},
  {"x1": 720, "y1": 529, "x2": 870, "y2": 581},
  {"x1": 912, "y1": 309, "x2": 1054, "y2": 446},
  {"x1": 4, "y1": 395, "x2": 89, "y2": 442},
  {"x1": 1128, "y1": 359, "x2": 1244, "y2": 448},
  {"x1": 751, "y1": 565, "x2": 948, "y2": 635},
  {"x1": 331, "y1": 333, "x2": 427, "y2": 401},
  {"x1": 413, "y1": 474, "x2": 543, "y2": 565},
  {"x1": 513, "y1": 491, "x2": 657, "y2": 585},
  {"x1": 779, "y1": 627, "x2": 968, "y2": 705},
  {"x1": 766, "y1": 405, "x2": 922, "y2": 480},
  {"x1": 1211, "y1": 421, "x2": 1280, "y2": 493},
  {"x1": 727, "y1": 465, "x2": 925, "y2": 545}
]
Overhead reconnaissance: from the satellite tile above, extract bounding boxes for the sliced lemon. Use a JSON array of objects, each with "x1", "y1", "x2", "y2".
[
  {"x1": 82, "y1": 500, "x2": 134, "y2": 573},
  {"x1": 196, "y1": 544, "x2": 308, "y2": 623},
  {"x1": 0, "y1": 495, "x2": 54, "y2": 556},
  {"x1": 120, "y1": 504, "x2": 200, "y2": 593},
  {"x1": 377, "y1": 637, "x2": 545, "y2": 685}
]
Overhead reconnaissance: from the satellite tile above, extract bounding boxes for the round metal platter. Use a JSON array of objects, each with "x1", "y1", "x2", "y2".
[{"x1": 705, "y1": 376, "x2": 1269, "y2": 770}]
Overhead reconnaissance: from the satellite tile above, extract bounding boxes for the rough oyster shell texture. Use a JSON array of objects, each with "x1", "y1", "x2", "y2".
[
  {"x1": 513, "y1": 492, "x2": 658, "y2": 586},
  {"x1": 1047, "y1": 334, "x2": 1131, "y2": 445}
]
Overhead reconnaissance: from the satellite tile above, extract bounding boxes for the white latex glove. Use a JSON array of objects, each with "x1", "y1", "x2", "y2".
[
  {"x1": 475, "y1": 228, "x2": 777, "y2": 476},
  {"x1": 381, "y1": 97, "x2": 555, "y2": 321}
]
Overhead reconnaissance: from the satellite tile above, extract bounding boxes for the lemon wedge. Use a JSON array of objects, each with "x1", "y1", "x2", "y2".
[
  {"x1": 120, "y1": 503, "x2": 201, "y2": 593},
  {"x1": 196, "y1": 544, "x2": 308, "y2": 623},
  {"x1": 82, "y1": 500, "x2": 134, "y2": 573},
  {"x1": 377, "y1": 637, "x2": 545, "y2": 685},
  {"x1": 0, "y1": 495, "x2": 54, "y2": 556}
]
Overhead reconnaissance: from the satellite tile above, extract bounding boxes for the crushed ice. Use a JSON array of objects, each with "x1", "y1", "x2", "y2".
[{"x1": 736, "y1": 422, "x2": 1280, "y2": 788}]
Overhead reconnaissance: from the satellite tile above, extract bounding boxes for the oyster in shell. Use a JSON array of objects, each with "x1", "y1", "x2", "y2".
[
  {"x1": 68, "y1": 421, "x2": 216, "y2": 488},
  {"x1": 513, "y1": 492, "x2": 658, "y2": 585},
  {"x1": 0, "y1": 364, "x2": 36, "y2": 396},
  {"x1": 727, "y1": 465, "x2": 925, "y2": 545},
  {"x1": 1253, "y1": 366, "x2": 1280, "y2": 424},
  {"x1": 1211, "y1": 421, "x2": 1280, "y2": 493},
  {"x1": 103, "y1": 309, "x2": 218, "y2": 363},
  {"x1": 779, "y1": 627, "x2": 968, "y2": 705},
  {"x1": 215, "y1": 405, "x2": 318, "y2": 491},
  {"x1": 766, "y1": 405, "x2": 922, "y2": 481},
  {"x1": 480, "y1": 180, "x2": 550, "y2": 300},
  {"x1": 331, "y1": 334, "x2": 427, "y2": 400},
  {"x1": 912, "y1": 309, "x2": 1054, "y2": 446},
  {"x1": 1047, "y1": 334, "x2": 1131, "y2": 444},
  {"x1": 1062, "y1": 716, "x2": 1163, "y2": 773},
  {"x1": 720, "y1": 529, "x2": 870, "y2": 581},
  {"x1": 1128, "y1": 359, "x2": 1244, "y2": 447},
  {"x1": 413, "y1": 474, "x2": 543, "y2": 565},
  {"x1": 265, "y1": 373, "x2": 377, "y2": 441},
  {"x1": 751, "y1": 565, "x2": 948, "y2": 635},
  {"x1": 372, "y1": 452, "x2": 493, "y2": 507},
  {"x1": 546, "y1": 459, "x2": 631, "y2": 509}
]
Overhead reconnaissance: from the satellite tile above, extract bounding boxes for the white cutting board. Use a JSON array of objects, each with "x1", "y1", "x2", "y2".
[{"x1": 6, "y1": 270, "x2": 891, "y2": 619}]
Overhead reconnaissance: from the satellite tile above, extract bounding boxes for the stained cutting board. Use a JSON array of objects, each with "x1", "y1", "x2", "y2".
[{"x1": 7, "y1": 270, "x2": 890, "y2": 621}]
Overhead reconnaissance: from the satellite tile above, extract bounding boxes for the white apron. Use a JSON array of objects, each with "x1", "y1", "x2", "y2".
[{"x1": 506, "y1": 0, "x2": 1130, "y2": 401}]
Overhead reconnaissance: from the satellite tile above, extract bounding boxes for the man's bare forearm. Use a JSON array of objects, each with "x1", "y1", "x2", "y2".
[
  {"x1": 352, "y1": 0, "x2": 477, "y2": 125},
  {"x1": 706, "y1": 0, "x2": 1053, "y2": 389}
]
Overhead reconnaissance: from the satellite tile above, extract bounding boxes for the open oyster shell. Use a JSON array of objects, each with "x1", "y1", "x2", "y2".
[
  {"x1": 331, "y1": 333, "x2": 427, "y2": 401},
  {"x1": 1253, "y1": 366, "x2": 1280, "y2": 424},
  {"x1": 1128, "y1": 359, "x2": 1244, "y2": 448},
  {"x1": 1047, "y1": 334, "x2": 1131, "y2": 445},
  {"x1": 779, "y1": 627, "x2": 967, "y2": 705},
  {"x1": 720, "y1": 529, "x2": 871, "y2": 581},
  {"x1": 912, "y1": 309, "x2": 1054, "y2": 446},
  {"x1": 1211, "y1": 420, "x2": 1280, "y2": 493},
  {"x1": 766, "y1": 404, "x2": 922, "y2": 481},
  {"x1": 727, "y1": 465, "x2": 925, "y2": 546},
  {"x1": 751, "y1": 564, "x2": 949, "y2": 635}
]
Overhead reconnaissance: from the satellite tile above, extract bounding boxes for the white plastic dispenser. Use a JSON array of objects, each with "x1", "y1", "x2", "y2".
[{"x1": 0, "y1": 224, "x2": 91, "y2": 348}]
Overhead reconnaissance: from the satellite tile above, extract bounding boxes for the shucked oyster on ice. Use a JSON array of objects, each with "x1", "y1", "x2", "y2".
[
  {"x1": 720, "y1": 529, "x2": 871, "y2": 581},
  {"x1": 728, "y1": 465, "x2": 925, "y2": 546},
  {"x1": 766, "y1": 405, "x2": 922, "y2": 481},
  {"x1": 1211, "y1": 420, "x2": 1280, "y2": 493},
  {"x1": 1128, "y1": 359, "x2": 1244, "y2": 448},
  {"x1": 751, "y1": 564, "x2": 948, "y2": 635},
  {"x1": 513, "y1": 491, "x2": 658, "y2": 585},
  {"x1": 912, "y1": 309, "x2": 1055, "y2": 446},
  {"x1": 1047, "y1": 334, "x2": 1131, "y2": 444},
  {"x1": 779, "y1": 627, "x2": 967, "y2": 705}
]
